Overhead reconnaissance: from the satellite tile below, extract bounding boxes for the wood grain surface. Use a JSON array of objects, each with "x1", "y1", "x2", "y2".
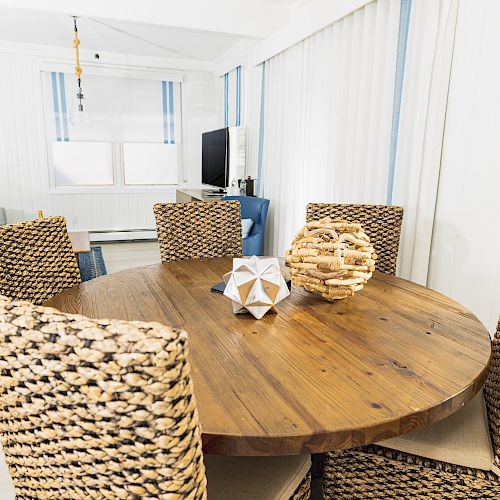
[
  {"x1": 68, "y1": 231, "x2": 91, "y2": 254},
  {"x1": 44, "y1": 257, "x2": 492, "y2": 456}
]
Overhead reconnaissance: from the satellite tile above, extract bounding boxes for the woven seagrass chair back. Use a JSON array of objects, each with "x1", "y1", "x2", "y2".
[
  {"x1": 0, "y1": 296, "x2": 207, "y2": 499},
  {"x1": 154, "y1": 201, "x2": 243, "y2": 262},
  {"x1": 0, "y1": 216, "x2": 81, "y2": 305},
  {"x1": 306, "y1": 203, "x2": 404, "y2": 275},
  {"x1": 484, "y1": 318, "x2": 500, "y2": 468}
]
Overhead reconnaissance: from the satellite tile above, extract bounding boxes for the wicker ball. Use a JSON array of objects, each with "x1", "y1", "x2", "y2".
[{"x1": 285, "y1": 217, "x2": 377, "y2": 302}]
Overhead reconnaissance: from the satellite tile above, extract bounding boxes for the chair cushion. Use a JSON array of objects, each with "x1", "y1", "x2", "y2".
[
  {"x1": 242, "y1": 218, "x2": 254, "y2": 239},
  {"x1": 378, "y1": 390, "x2": 494, "y2": 472},
  {"x1": 204, "y1": 454, "x2": 311, "y2": 499}
]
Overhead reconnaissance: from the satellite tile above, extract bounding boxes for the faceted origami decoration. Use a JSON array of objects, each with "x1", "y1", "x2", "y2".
[{"x1": 223, "y1": 256, "x2": 290, "y2": 320}]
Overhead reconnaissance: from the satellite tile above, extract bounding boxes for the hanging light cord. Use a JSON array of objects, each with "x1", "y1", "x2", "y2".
[{"x1": 73, "y1": 17, "x2": 83, "y2": 99}]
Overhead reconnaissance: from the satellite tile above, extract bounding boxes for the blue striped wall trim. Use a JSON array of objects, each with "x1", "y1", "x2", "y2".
[
  {"x1": 386, "y1": 0, "x2": 412, "y2": 205},
  {"x1": 168, "y1": 81, "x2": 175, "y2": 144},
  {"x1": 50, "y1": 72, "x2": 62, "y2": 141},
  {"x1": 224, "y1": 73, "x2": 229, "y2": 127},
  {"x1": 257, "y1": 62, "x2": 266, "y2": 197},
  {"x1": 235, "y1": 66, "x2": 241, "y2": 126},
  {"x1": 58, "y1": 73, "x2": 69, "y2": 142}
]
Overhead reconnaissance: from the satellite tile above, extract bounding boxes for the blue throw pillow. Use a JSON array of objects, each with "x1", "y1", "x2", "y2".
[{"x1": 241, "y1": 218, "x2": 254, "y2": 238}]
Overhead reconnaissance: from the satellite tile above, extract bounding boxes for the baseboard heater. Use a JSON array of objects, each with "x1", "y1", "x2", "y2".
[{"x1": 89, "y1": 229, "x2": 157, "y2": 243}]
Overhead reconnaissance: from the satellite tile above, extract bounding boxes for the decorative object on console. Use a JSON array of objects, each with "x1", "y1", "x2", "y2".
[
  {"x1": 226, "y1": 179, "x2": 240, "y2": 196},
  {"x1": 70, "y1": 17, "x2": 92, "y2": 127},
  {"x1": 285, "y1": 217, "x2": 376, "y2": 302},
  {"x1": 223, "y1": 256, "x2": 290, "y2": 320},
  {"x1": 239, "y1": 176, "x2": 255, "y2": 196},
  {"x1": 239, "y1": 178, "x2": 247, "y2": 196}
]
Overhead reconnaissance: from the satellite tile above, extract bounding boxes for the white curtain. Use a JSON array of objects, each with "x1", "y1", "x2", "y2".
[
  {"x1": 393, "y1": 0, "x2": 458, "y2": 283},
  {"x1": 260, "y1": 0, "x2": 400, "y2": 256},
  {"x1": 218, "y1": 66, "x2": 245, "y2": 128},
  {"x1": 259, "y1": 0, "x2": 459, "y2": 272}
]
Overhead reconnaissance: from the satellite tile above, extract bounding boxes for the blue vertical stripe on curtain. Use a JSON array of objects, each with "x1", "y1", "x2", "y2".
[
  {"x1": 386, "y1": 0, "x2": 412, "y2": 205},
  {"x1": 51, "y1": 72, "x2": 69, "y2": 141},
  {"x1": 50, "y1": 72, "x2": 62, "y2": 141},
  {"x1": 162, "y1": 81, "x2": 169, "y2": 143},
  {"x1": 257, "y1": 62, "x2": 266, "y2": 196},
  {"x1": 58, "y1": 73, "x2": 69, "y2": 142},
  {"x1": 236, "y1": 66, "x2": 241, "y2": 126},
  {"x1": 221, "y1": 66, "x2": 244, "y2": 127},
  {"x1": 224, "y1": 73, "x2": 229, "y2": 127},
  {"x1": 168, "y1": 81, "x2": 175, "y2": 144},
  {"x1": 162, "y1": 81, "x2": 176, "y2": 144}
]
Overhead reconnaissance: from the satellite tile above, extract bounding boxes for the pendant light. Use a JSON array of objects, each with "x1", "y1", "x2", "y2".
[{"x1": 70, "y1": 17, "x2": 92, "y2": 127}]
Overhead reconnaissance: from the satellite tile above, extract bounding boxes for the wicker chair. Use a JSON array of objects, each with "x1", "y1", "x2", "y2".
[
  {"x1": 0, "y1": 296, "x2": 311, "y2": 499},
  {"x1": 306, "y1": 203, "x2": 404, "y2": 275},
  {"x1": 0, "y1": 216, "x2": 80, "y2": 305},
  {"x1": 154, "y1": 201, "x2": 243, "y2": 263},
  {"x1": 322, "y1": 319, "x2": 500, "y2": 499}
]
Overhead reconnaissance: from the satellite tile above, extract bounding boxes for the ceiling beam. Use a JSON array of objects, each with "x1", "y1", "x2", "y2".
[{"x1": 0, "y1": 0, "x2": 291, "y2": 38}]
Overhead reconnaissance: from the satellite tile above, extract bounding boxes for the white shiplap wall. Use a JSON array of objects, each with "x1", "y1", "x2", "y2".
[{"x1": 0, "y1": 48, "x2": 218, "y2": 231}]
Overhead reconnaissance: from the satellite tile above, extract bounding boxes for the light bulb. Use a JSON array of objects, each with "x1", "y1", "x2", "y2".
[{"x1": 70, "y1": 91, "x2": 92, "y2": 127}]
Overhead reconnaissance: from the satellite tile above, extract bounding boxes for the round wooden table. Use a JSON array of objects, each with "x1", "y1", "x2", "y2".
[{"x1": 44, "y1": 257, "x2": 491, "y2": 456}]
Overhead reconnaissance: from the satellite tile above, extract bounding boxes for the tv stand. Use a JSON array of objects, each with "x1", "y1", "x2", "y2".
[
  {"x1": 202, "y1": 188, "x2": 225, "y2": 194},
  {"x1": 176, "y1": 188, "x2": 224, "y2": 203}
]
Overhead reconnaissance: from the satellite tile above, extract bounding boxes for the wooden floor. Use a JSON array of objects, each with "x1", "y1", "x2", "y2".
[{"x1": 99, "y1": 241, "x2": 161, "y2": 274}]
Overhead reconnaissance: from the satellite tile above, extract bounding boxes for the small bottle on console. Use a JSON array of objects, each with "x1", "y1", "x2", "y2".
[{"x1": 239, "y1": 179, "x2": 247, "y2": 196}]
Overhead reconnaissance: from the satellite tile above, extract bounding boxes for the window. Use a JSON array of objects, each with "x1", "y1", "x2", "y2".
[
  {"x1": 122, "y1": 143, "x2": 178, "y2": 185},
  {"x1": 51, "y1": 142, "x2": 114, "y2": 186},
  {"x1": 42, "y1": 69, "x2": 182, "y2": 191}
]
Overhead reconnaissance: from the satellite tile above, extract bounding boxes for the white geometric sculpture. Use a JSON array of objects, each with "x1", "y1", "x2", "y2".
[{"x1": 223, "y1": 256, "x2": 290, "y2": 320}]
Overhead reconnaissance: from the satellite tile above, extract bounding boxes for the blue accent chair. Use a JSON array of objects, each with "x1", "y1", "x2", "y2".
[{"x1": 222, "y1": 196, "x2": 270, "y2": 256}]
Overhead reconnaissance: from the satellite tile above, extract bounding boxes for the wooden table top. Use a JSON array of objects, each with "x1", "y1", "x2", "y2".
[
  {"x1": 44, "y1": 257, "x2": 492, "y2": 456},
  {"x1": 68, "y1": 231, "x2": 91, "y2": 254}
]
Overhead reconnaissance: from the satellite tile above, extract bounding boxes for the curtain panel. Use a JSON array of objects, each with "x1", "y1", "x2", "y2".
[
  {"x1": 258, "y1": 0, "x2": 458, "y2": 283},
  {"x1": 260, "y1": 0, "x2": 400, "y2": 257},
  {"x1": 218, "y1": 66, "x2": 245, "y2": 128},
  {"x1": 393, "y1": 0, "x2": 458, "y2": 283}
]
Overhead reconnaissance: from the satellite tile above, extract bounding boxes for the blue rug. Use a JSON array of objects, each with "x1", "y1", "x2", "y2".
[{"x1": 78, "y1": 246, "x2": 107, "y2": 282}]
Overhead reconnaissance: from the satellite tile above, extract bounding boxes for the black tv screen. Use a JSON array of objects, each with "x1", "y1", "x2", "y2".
[{"x1": 202, "y1": 128, "x2": 228, "y2": 188}]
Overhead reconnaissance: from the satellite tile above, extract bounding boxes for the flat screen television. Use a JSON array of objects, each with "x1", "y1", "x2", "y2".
[{"x1": 202, "y1": 128, "x2": 228, "y2": 189}]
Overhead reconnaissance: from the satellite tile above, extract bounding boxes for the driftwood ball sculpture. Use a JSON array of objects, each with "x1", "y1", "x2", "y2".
[{"x1": 285, "y1": 217, "x2": 377, "y2": 302}]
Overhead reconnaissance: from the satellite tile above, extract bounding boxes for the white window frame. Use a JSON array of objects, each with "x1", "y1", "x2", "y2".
[{"x1": 41, "y1": 62, "x2": 184, "y2": 195}]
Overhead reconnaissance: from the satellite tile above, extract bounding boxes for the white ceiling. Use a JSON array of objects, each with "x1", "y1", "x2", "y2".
[
  {"x1": 0, "y1": 0, "x2": 302, "y2": 62},
  {"x1": 0, "y1": 8, "x2": 254, "y2": 61}
]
